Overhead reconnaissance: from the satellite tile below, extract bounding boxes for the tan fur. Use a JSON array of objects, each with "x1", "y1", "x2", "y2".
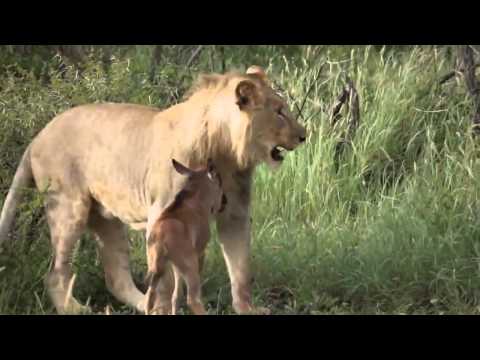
[{"x1": 0, "y1": 65, "x2": 306, "y2": 314}]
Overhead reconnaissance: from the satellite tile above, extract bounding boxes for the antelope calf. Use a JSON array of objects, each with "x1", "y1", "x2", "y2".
[{"x1": 145, "y1": 158, "x2": 226, "y2": 315}]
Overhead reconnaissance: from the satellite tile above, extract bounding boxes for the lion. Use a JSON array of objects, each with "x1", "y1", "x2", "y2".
[{"x1": 0, "y1": 65, "x2": 307, "y2": 315}]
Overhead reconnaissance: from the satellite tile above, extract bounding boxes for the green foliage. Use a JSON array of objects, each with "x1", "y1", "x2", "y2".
[{"x1": 1, "y1": 45, "x2": 480, "y2": 314}]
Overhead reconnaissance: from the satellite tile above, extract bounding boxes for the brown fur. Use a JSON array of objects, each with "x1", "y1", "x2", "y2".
[
  {"x1": 145, "y1": 159, "x2": 224, "y2": 315},
  {"x1": 0, "y1": 65, "x2": 306, "y2": 315}
]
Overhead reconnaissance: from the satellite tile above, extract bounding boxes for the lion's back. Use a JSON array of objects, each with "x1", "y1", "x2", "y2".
[
  {"x1": 32, "y1": 102, "x2": 160, "y2": 148},
  {"x1": 29, "y1": 102, "x2": 161, "y2": 192}
]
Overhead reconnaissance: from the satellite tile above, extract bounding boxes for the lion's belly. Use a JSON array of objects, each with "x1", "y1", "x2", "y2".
[{"x1": 89, "y1": 181, "x2": 149, "y2": 225}]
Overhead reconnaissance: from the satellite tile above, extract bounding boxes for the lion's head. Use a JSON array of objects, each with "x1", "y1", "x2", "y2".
[
  {"x1": 239, "y1": 66, "x2": 307, "y2": 169},
  {"x1": 185, "y1": 66, "x2": 307, "y2": 170}
]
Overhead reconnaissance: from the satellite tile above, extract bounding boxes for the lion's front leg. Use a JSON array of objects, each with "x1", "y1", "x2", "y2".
[{"x1": 217, "y1": 211, "x2": 270, "y2": 315}]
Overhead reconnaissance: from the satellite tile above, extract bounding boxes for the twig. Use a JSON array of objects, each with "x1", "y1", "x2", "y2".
[
  {"x1": 439, "y1": 63, "x2": 480, "y2": 85},
  {"x1": 170, "y1": 46, "x2": 205, "y2": 103},
  {"x1": 330, "y1": 85, "x2": 350, "y2": 127},
  {"x1": 297, "y1": 63, "x2": 325, "y2": 121},
  {"x1": 439, "y1": 70, "x2": 457, "y2": 85},
  {"x1": 346, "y1": 78, "x2": 360, "y2": 140},
  {"x1": 270, "y1": 81, "x2": 305, "y2": 121},
  {"x1": 330, "y1": 77, "x2": 361, "y2": 171},
  {"x1": 185, "y1": 45, "x2": 204, "y2": 68}
]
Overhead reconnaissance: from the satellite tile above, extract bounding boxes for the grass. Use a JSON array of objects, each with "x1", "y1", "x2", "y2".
[{"x1": 1, "y1": 45, "x2": 480, "y2": 315}]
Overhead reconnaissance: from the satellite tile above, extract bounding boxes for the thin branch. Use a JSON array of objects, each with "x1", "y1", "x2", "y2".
[
  {"x1": 274, "y1": 78, "x2": 323, "y2": 123},
  {"x1": 439, "y1": 63, "x2": 480, "y2": 85},
  {"x1": 185, "y1": 45, "x2": 205, "y2": 68},
  {"x1": 171, "y1": 45, "x2": 205, "y2": 103},
  {"x1": 330, "y1": 85, "x2": 349, "y2": 127},
  {"x1": 330, "y1": 77, "x2": 361, "y2": 171},
  {"x1": 439, "y1": 70, "x2": 458, "y2": 85},
  {"x1": 346, "y1": 78, "x2": 360, "y2": 140},
  {"x1": 297, "y1": 63, "x2": 325, "y2": 121}
]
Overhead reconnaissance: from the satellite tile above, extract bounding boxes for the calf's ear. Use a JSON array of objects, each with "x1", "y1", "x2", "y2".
[{"x1": 172, "y1": 158, "x2": 192, "y2": 176}]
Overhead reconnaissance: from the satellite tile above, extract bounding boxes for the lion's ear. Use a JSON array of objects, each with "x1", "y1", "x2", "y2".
[
  {"x1": 235, "y1": 80, "x2": 261, "y2": 110},
  {"x1": 246, "y1": 65, "x2": 268, "y2": 83}
]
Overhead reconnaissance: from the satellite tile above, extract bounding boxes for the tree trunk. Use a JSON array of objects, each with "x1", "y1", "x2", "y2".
[
  {"x1": 457, "y1": 45, "x2": 480, "y2": 136},
  {"x1": 149, "y1": 45, "x2": 163, "y2": 83}
]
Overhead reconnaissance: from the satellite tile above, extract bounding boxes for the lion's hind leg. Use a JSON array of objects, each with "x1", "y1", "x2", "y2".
[
  {"x1": 44, "y1": 192, "x2": 91, "y2": 315},
  {"x1": 88, "y1": 211, "x2": 146, "y2": 313}
]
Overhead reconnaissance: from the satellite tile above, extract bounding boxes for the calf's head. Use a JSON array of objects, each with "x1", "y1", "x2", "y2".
[{"x1": 172, "y1": 158, "x2": 226, "y2": 214}]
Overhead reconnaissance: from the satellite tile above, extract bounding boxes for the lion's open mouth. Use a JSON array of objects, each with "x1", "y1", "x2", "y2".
[{"x1": 270, "y1": 146, "x2": 291, "y2": 162}]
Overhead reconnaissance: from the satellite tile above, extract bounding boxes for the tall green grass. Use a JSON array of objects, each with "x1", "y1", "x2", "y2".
[{"x1": 1, "y1": 45, "x2": 480, "y2": 314}]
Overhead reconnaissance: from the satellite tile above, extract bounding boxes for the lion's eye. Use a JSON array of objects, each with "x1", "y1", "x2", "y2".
[{"x1": 277, "y1": 108, "x2": 283, "y2": 116}]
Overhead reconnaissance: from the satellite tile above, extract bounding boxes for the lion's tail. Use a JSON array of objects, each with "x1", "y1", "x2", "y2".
[{"x1": 0, "y1": 145, "x2": 34, "y2": 248}]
